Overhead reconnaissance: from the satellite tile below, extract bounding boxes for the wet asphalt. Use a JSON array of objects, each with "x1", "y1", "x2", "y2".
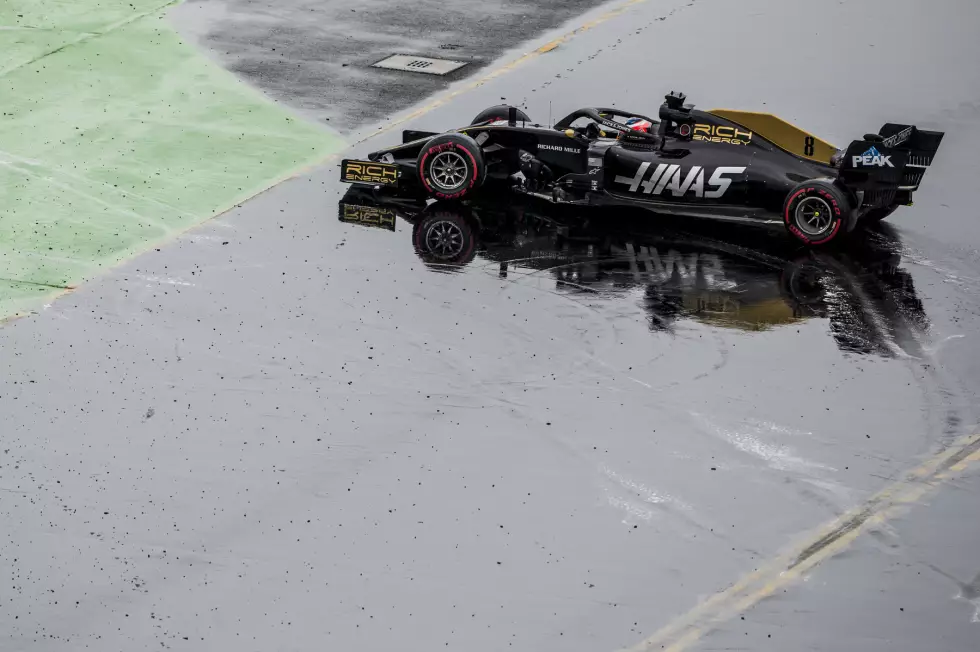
[
  {"x1": 171, "y1": 0, "x2": 601, "y2": 132},
  {"x1": 4, "y1": 0, "x2": 980, "y2": 650}
]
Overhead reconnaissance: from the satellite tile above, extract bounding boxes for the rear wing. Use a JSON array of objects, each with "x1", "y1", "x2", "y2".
[{"x1": 838, "y1": 124, "x2": 944, "y2": 208}]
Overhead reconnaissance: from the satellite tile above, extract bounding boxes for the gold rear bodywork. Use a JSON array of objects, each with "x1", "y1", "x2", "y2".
[{"x1": 707, "y1": 109, "x2": 838, "y2": 165}]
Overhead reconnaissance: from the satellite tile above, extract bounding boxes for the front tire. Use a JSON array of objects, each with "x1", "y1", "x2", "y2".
[
  {"x1": 412, "y1": 207, "x2": 478, "y2": 266},
  {"x1": 416, "y1": 133, "x2": 486, "y2": 200},
  {"x1": 782, "y1": 180, "x2": 853, "y2": 246}
]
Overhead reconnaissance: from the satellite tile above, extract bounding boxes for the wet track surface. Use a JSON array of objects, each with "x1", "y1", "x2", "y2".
[
  {"x1": 171, "y1": 0, "x2": 601, "y2": 131},
  {"x1": 343, "y1": 189, "x2": 934, "y2": 358},
  {"x1": 5, "y1": 0, "x2": 980, "y2": 650}
]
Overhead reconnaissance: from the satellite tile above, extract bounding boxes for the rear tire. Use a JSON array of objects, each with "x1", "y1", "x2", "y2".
[
  {"x1": 782, "y1": 180, "x2": 853, "y2": 246},
  {"x1": 416, "y1": 133, "x2": 486, "y2": 200},
  {"x1": 779, "y1": 256, "x2": 828, "y2": 318}
]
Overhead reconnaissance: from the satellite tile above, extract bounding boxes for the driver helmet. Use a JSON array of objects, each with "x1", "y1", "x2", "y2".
[{"x1": 625, "y1": 117, "x2": 653, "y2": 133}]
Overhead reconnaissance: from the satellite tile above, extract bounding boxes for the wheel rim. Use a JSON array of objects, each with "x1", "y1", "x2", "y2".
[
  {"x1": 786, "y1": 263, "x2": 825, "y2": 304},
  {"x1": 429, "y1": 151, "x2": 468, "y2": 191},
  {"x1": 794, "y1": 196, "x2": 834, "y2": 236},
  {"x1": 424, "y1": 220, "x2": 465, "y2": 258}
]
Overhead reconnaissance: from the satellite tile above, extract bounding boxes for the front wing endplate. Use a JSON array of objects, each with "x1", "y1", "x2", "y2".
[{"x1": 341, "y1": 159, "x2": 400, "y2": 186}]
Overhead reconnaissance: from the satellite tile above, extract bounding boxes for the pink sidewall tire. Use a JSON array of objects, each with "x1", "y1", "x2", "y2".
[{"x1": 416, "y1": 133, "x2": 486, "y2": 201}]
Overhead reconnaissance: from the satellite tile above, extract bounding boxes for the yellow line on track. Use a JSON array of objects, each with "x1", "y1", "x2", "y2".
[{"x1": 619, "y1": 431, "x2": 980, "y2": 652}]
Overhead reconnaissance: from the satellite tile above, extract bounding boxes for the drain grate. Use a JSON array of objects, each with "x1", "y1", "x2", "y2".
[{"x1": 372, "y1": 54, "x2": 468, "y2": 76}]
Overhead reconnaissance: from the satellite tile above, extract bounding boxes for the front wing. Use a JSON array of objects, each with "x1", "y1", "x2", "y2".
[{"x1": 340, "y1": 159, "x2": 403, "y2": 187}]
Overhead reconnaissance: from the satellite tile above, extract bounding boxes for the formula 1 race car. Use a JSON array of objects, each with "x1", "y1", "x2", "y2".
[{"x1": 338, "y1": 91, "x2": 944, "y2": 246}]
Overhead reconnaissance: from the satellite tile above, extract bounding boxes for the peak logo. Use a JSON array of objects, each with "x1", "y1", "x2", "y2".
[
  {"x1": 852, "y1": 146, "x2": 894, "y2": 168},
  {"x1": 615, "y1": 163, "x2": 745, "y2": 198}
]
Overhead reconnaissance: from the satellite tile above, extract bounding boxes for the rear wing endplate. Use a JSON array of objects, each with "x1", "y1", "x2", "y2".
[{"x1": 838, "y1": 125, "x2": 944, "y2": 205}]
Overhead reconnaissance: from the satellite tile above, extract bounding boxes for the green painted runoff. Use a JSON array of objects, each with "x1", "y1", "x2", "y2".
[{"x1": 0, "y1": 1, "x2": 343, "y2": 320}]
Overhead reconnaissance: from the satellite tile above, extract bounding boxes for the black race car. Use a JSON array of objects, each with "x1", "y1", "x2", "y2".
[{"x1": 339, "y1": 91, "x2": 944, "y2": 246}]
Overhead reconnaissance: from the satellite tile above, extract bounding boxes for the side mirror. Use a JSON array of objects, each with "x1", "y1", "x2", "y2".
[{"x1": 663, "y1": 91, "x2": 694, "y2": 112}]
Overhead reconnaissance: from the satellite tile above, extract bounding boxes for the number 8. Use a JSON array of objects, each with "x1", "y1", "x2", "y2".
[{"x1": 804, "y1": 136, "x2": 815, "y2": 156}]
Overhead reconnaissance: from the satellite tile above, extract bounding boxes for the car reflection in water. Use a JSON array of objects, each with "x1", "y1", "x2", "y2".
[{"x1": 338, "y1": 187, "x2": 930, "y2": 358}]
